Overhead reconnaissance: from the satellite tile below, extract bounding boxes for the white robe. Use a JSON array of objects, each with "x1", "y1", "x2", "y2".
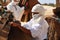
[{"x1": 22, "y1": 16, "x2": 49, "y2": 40}]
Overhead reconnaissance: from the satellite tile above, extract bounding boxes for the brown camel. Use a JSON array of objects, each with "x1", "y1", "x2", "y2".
[{"x1": 46, "y1": 7, "x2": 60, "y2": 40}]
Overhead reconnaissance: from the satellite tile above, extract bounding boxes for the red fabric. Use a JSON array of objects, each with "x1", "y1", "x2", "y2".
[{"x1": 26, "y1": 2, "x2": 28, "y2": 7}]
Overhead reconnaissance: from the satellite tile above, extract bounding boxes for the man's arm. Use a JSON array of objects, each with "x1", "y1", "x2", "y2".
[
  {"x1": 18, "y1": 26, "x2": 31, "y2": 35},
  {"x1": 9, "y1": 22, "x2": 31, "y2": 35}
]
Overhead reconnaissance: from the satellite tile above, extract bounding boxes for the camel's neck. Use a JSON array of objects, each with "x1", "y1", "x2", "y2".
[{"x1": 28, "y1": 0, "x2": 40, "y2": 9}]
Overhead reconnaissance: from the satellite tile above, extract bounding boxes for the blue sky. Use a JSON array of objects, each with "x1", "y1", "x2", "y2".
[{"x1": 38, "y1": 0, "x2": 56, "y2": 4}]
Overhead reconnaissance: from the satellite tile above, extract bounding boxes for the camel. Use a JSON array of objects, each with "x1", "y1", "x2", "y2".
[
  {"x1": 21, "y1": 0, "x2": 40, "y2": 22},
  {"x1": 45, "y1": 7, "x2": 60, "y2": 40}
]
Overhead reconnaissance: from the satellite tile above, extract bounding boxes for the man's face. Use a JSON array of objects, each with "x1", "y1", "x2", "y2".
[
  {"x1": 32, "y1": 12, "x2": 39, "y2": 15},
  {"x1": 32, "y1": 12, "x2": 39, "y2": 18}
]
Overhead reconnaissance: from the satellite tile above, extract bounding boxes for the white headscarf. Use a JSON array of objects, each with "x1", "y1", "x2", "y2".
[
  {"x1": 31, "y1": 4, "x2": 46, "y2": 20},
  {"x1": 31, "y1": 4, "x2": 46, "y2": 16}
]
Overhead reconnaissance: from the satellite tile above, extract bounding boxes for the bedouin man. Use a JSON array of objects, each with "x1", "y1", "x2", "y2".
[
  {"x1": 21, "y1": 4, "x2": 49, "y2": 40},
  {"x1": 7, "y1": 0, "x2": 25, "y2": 40},
  {"x1": 12, "y1": 3, "x2": 49, "y2": 40}
]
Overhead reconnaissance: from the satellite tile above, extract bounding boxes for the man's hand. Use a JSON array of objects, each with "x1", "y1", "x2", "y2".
[{"x1": 9, "y1": 22, "x2": 21, "y2": 27}]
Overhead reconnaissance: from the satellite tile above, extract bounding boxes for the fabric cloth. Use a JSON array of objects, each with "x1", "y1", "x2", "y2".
[
  {"x1": 7, "y1": 1, "x2": 24, "y2": 21},
  {"x1": 22, "y1": 4, "x2": 49, "y2": 40}
]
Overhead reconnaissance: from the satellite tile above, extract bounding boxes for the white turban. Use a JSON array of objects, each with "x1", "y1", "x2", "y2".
[{"x1": 31, "y1": 4, "x2": 46, "y2": 16}]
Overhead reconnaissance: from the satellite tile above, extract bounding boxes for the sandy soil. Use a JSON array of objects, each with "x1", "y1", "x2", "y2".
[{"x1": 43, "y1": 5, "x2": 56, "y2": 17}]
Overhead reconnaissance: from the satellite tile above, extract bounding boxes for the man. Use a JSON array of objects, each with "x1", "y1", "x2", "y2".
[
  {"x1": 7, "y1": 0, "x2": 25, "y2": 40},
  {"x1": 8, "y1": 1, "x2": 49, "y2": 40},
  {"x1": 7, "y1": 0, "x2": 24, "y2": 22},
  {"x1": 20, "y1": 4, "x2": 49, "y2": 40}
]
